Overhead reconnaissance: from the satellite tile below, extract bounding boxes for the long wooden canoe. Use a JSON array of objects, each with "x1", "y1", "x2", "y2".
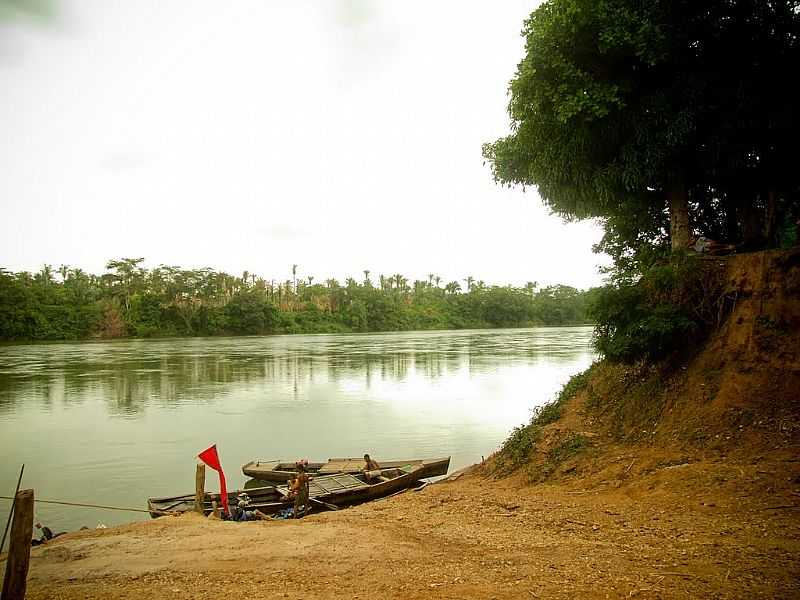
[
  {"x1": 242, "y1": 456, "x2": 449, "y2": 482},
  {"x1": 148, "y1": 457, "x2": 450, "y2": 518},
  {"x1": 147, "y1": 484, "x2": 286, "y2": 518}
]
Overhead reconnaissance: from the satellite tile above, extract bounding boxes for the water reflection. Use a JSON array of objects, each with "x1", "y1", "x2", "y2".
[
  {"x1": 0, "y1": 328, "x2": 593, "y2": 417},
  {"x1": 0, "y1": 327, "x2": 594, "y2": 531}
]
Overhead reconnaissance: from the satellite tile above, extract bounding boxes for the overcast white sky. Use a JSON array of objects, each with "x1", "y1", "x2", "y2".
[{"x1": 1, "y1": 1, "x2": 607, "y2": 289}]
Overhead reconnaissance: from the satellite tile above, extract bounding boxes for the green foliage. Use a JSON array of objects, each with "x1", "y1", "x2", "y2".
[
  {"x1": 484, "y1": 0, "x2": 800, "y2": 259},
  {"x1": 0, "y1": 261, "x2": 596, "y2": 342},
  {"x1": 223, "y1": 291, "x2": 276, "y2": 335},
  {"x1": 533, "y1": 366, "x2": 594, "y2": 426},
  {"x1": 495, "y1": 367, "x2": 594, "y2": 474},
  {"x1": 589, "y1": 255, "x2": 724, "y2": 362},
  {"x1": 495, "y1": 424, "x2": 542, "y2": 475}
]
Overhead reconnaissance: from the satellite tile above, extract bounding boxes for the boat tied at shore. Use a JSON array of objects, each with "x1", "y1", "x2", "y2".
[
  {"x1": 241, "y1": 456, "x2": 448, "y2": 483},
  {"x1": 148, "y1": 457, "x2": 451, "y2": 518}
]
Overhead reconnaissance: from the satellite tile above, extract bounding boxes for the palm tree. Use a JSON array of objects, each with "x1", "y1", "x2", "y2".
[
  {"x1": 434, "y1": 275, "x2": 441, "y2": 288},
  {"x1": 465, "y1": 276, "x2": 474, "y2": 293},
  {"x1": 363, "y1": 270, "x2": 371, "y2": 286},
  {"x1": 445, "y1": 281, "x2": 462, "y2": 295}
]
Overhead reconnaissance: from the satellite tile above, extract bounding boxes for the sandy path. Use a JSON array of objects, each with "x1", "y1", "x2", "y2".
[{"x1": 6, "y1": 462, "x2": 798, "y2": 600}]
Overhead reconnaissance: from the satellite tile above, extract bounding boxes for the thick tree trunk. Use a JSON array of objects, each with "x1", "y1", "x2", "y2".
[
  {"x1": 737, "y1": 199, "x2": 764, "y2": 250},
  {"x1": 723, "y1": 195, "x2": 740, "y2": 244},
  {"x1": 764, "y1": 190, "x2": 778, "y2": 248},
  {"x1": 668, "y1": 182, "x2": 691, "y2": 252}
]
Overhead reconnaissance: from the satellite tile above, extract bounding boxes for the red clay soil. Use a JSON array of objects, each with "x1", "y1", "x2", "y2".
[{"x1": 4, "y1": 455, "x2": 798, "y2": 600}]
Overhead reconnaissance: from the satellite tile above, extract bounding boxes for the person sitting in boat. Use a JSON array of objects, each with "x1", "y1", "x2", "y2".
[
  {"x1": 230, "y1": 497, "x2": 269, "y2": 522},
  {"x1": 288, "y1": 462, "x2": 310, "y2": 518},
  {"x1": 363, "y1": 453, "x2": 381, "y2": 481}
]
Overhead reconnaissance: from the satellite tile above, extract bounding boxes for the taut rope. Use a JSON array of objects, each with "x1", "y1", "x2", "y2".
[{"x1": 0, "y1": 496, "x2": 177, "y2": 516}]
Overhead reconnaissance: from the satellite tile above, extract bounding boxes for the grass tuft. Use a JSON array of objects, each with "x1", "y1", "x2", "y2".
[{"x1": 494, "y1": 365, "x2": 595, "y2": 475}]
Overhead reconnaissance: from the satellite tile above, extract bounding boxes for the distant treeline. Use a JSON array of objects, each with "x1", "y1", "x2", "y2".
[{"x1": 0, "y1": 259, "x2": 595, "y2": 341}]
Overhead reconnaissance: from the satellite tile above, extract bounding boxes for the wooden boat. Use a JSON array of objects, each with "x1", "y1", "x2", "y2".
[
  {"x1": 242, "y1": 456, "x2": 449, "y2": 482},
  {"x1": 148, "y1": 457, "x2": 450, "y2": 518},
  {"x1": 295, "y1": 457, "x2": 451, "y2": 507},
  {"x1": 147, "y1": 484, "x2": 286, "y2": 519}
]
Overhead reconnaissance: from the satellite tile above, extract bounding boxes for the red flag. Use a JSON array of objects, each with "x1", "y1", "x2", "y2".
[{"x1": 198, "y1": 444, "x2": 229, "y2": 516}]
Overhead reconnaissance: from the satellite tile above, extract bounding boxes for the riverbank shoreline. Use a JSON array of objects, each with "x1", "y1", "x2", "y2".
[
  {"x1": 6, "y1": 449, "x2": 798, "y2": 600},
  {"x1": 0, "y1": 323, "x2": 595, "y2": 347}
]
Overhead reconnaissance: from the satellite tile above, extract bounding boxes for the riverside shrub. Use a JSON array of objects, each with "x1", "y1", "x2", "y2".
[{"x1": 589, "y1": 256, "x2": 724, "y2": 362}]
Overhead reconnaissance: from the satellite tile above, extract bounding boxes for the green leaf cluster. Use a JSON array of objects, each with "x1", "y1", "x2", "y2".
[
  {"x1": 484, "y1": 0, "x2": 800, "y2": 258},
  {"x1": 588, "y1": 255, "x2": 724, "y2": 362}
]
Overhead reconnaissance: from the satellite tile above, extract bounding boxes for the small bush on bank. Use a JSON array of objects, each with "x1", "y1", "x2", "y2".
[
  {"x1": 531, "y1": 365, "x2": 595, "y2": 426},
  {"x1": 494, "y1": 367, "x2": 594, "y2": 475},
  {"x1": 494, "y1": 424, "x2": 541, "y2": 475},
  {"x1": 589, "y1": 255, "x2": 725, "y2": 363}
]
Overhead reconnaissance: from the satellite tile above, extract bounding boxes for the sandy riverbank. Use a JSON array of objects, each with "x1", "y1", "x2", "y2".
[{"x1": 5, "y1": 455, "x2": 798, "y2": 600}]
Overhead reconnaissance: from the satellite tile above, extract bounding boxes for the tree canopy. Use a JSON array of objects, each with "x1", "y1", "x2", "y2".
[
  {"x1": 483, "y1": 0, "x2": 800, "y2": 256},
  {"x1": 0, "y1": 261, "x2": 594, "y2": 341}
]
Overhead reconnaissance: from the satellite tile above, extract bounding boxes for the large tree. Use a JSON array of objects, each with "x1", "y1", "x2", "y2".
[{"x1": 484, "y1": 0, "x2": 800, "y2": 253}]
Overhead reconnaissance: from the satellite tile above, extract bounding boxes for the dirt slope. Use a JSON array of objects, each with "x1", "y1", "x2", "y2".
[
  {"x1": 5, "y1": 466, "x2": 799, "y2": 600},
  {"x1": 514, "y1": 249, "x2": 800, "y2": 482}
]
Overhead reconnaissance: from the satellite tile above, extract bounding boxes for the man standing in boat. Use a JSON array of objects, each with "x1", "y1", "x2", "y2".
[
  {"x1": 289, "y1": 461, "x2": 310, "y2": 518},
  {"x1": 363, "y1": 453, "x2": 380, "y2": 481}
]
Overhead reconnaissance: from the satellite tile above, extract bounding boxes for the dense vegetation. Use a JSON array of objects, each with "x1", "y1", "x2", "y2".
[
  {"x1": 484, "y1": 0, "x2": 799, "y2": 362},
  {"x1": 489, "y1": 0, "x2": 799, "y2": 477},
  {"x1": 0, "y1": 259, "x2": 593, "y2": 341}
]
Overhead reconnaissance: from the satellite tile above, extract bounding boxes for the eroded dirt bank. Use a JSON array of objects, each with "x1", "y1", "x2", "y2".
[{"x1": 6, "y1": 458, "x2": 799, "y2": 600}]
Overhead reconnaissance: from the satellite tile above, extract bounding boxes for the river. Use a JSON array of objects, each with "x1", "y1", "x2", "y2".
[{"x1": 0, "y1": 326, "x2": 594, "y2": 531}]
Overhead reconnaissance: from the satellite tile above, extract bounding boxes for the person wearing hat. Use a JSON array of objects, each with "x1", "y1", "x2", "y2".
[{"x1": 231, "y1": 495, "x2": 269, "y2": 521}]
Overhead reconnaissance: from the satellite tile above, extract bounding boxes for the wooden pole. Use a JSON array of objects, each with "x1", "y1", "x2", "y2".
[
  {"x1": 1, "y1": 488, "x2": 34, "y2": 600},
  {"x1": 194, "y1": 464, "x2": 206, "y2": 514},
  {"x1": 1, "y1": 464, "x2": 24, "y2": 554}
]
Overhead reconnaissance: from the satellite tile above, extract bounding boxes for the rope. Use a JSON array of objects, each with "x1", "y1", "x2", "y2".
[
  {"x1": 0, "y1": 496, "x2": 177, "y2": 516},
  {"x1": 1, "y1": 464, "x2": 25, "y2": 553}
]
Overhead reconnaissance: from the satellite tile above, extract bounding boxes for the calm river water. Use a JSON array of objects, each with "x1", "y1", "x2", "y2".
[{"x1": 0, "y1": 327, "x2": 594, "y2": 531}]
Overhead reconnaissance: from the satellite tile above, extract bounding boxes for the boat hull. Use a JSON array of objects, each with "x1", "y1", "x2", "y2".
[
  {"x1": 148, "y1": 457, "x2": 451, "y2": 518},
  {"x1": 242, "y1": 456, "x2": 449, "y2": 482}
]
